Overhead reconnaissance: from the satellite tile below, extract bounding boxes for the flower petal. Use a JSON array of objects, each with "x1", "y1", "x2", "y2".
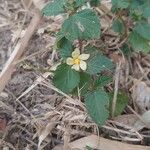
[
  {"x1": 66, "y1": 57, "x2": 74, "y2": 65},
  {"x1": 72, "y1": 48, "x2": 80, "y2": 59},
  {"x1": 80, "y1": 60, "x2": 87, "y2": 71},
  {"x1": 79, "y1": 54, "x2": 90, "y2": 60},
  {"x1": 72, "y1": 64, "x2": 80, "y2": 71}
]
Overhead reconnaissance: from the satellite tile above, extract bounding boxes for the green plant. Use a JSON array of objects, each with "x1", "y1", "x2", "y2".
[
  {"x1": 42, "y1": 0, "x2": 150, "y2": 126},
  {"x1": 112, "y1": 0, "x2": 150, "y2": 53}
]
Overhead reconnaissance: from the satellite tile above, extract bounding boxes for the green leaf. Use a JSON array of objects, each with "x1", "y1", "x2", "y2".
[
  {"x1": 62, "y1": 9, "x2": 101, "y2": 41},
  {"x1": 120, "y1": 44, "x2": 132, "y2": 56},
  {"x1": 74, "y1": 0, "x2": 101, "y2": 8},
  {"x1": 130, "y1": 0, "x2": 144, "y2": 9},
  {"x1": 134, "y1": 22, "x2": 150, "y2": 41},
  {"x1": 128, "y1": 31, "x2": 150, "y2": 53},
  {"x1": 90, "y1": 0, "x2": 101, "y2": 7},
  {"x1": 112, "y1": 0, "x2": 130, "y2": 9},
  {"x1": 42, "y1": 0, "x2": 66, "y2": 16},
  {"x1": 86, "y1": 54, "x2": 115, "y2": 75},
  {"x1": 129, "y1": 10, "x2": 142, "y2": 21},
  {"x1": 79, "y1": 72, "x2": 91, "y2": 95},
  {"x1": 75, "y1": 0, "x2": 89, "y2": 7},
  {"x1": 141, "y1": 1, "x2": 150, "y2": 18},
  {"x1": 85, "y1": 90, "x2": 109, "y2": 126},
  {"x1": 53, "y1": 64, "x2": 80, "y2": 93},
  {"x1": 84, "y1": 45, "x2": 102, "y2": 57},
  {"x1": 86, "y1": 146, "x2": 93, "y2": 150},
  {"x1": 71, "y1": 72, "x2": 91, "y2": 96},
  {"x1": 109, "y1": 91, "x2": 128, "y2": 116},
  {"x1": 142, "y1": 7, "x2": 150, "y2": 18},
  {"x1": 112, "y1": 19, "x2": 125, "y2": 33},
  {"x1": 57, "y1": 37, "x2": 74, "y2": 59},
  {"x1": 94, "y1": 75, "x2": 112, "y2": 88}
]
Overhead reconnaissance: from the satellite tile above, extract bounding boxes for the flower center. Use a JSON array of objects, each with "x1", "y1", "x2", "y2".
[{"x1": 74, "y1": 58, "x2": 80, "y2": 65}]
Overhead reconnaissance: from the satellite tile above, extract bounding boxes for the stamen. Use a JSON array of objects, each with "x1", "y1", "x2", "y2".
[{"x1": 74, "y1": 58, "x2": 80, "y2": 64}]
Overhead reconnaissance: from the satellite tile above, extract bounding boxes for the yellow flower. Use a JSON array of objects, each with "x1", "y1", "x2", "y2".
[{"x1": 66, "y1": 48, "x2": 90, "y2": 71}]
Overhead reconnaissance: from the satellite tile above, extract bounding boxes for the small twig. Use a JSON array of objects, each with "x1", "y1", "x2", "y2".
[
  {"x1": 103, "y1": 125, "x2": 141, "y2": 138},
  {"x1": 63, "y1": 126, "x2": 70, "y2": 150},
  {"x1": 15, "y1": 46, "x2": 52, "y2": 64},
  {"x1": 40, "y1": 80, "x2": 86, "y2": 111},
  {"x1": 111, "y1": 62, "x2": 121, "y2": 118}
]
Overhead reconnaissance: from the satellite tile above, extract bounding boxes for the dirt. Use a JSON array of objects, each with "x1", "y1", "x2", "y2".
[
  {"x1": 0, "y1": 30, "x2": 12, "y2": 71},
  {"x1": 0, "y1": 1, "x2": 58, "y2": 147},
  {"x1": 0, "y1": 18, "x2": 56, "y2": 149},
  {"x1": 0, "y1": 34, "x2": 55, "y2": 150}
]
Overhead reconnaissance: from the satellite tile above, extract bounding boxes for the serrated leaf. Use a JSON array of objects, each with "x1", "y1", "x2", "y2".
[
  {"x1": 84, "y1": 45, "x2": 102, "y2": 57},
  {"x1": 128, "y1": 31, "x2": 150, "y2": 53},
  {"x1": 75, "y1": 0, "x2": 89, "y2": 7},
  {"x1": 57, "y1": 37, "x2": 74, "y2": 58},
  {"x1": 94, "y1": 75, "x2": 112, "y2": 88},
  {"x1": 90, "y1": 0, "x2": 101, "y2": 7},
  {"x1": 71, "y1": 72, "x2": 91, "y2": 96},
  {"x1": 112, "y1": 19, "x2": 125, "y2": 33},
  {"x1": 141, "y1": 1, "x2": 150, "y2": 18},
  {"x1": 129, "y1": 10, "x2": 142, "y2": 22},
  {"x1": 112, "y1": 0, "x2": 129, "y2": 9},
  {"x1": 53, "y1": 64, "x2": 80, "y2": 93},
  {"x1": 42, "y1": 0, "x2": 66, "y2": 16},
  {"x1": 134, "y1": 22, "x2": 150, "y2": 41},
  {"x1": 109, "y1": 91, "x2": 128, "y2": 117},
  {"x1": 130, "y1": 0, "x2": 144, "y2": 9},
  {"x1": 62, "y1": 9, "x2": 101, "y2": 41},
  {"x1": 79, "y1": 72, "x2": 91, "y2": 95},
  {"x1": 85, "y1": 90, "x2": 109, "y2": 126},
  {"x1": 86, "y1": 54, "x2": 115, "y2": 75}
]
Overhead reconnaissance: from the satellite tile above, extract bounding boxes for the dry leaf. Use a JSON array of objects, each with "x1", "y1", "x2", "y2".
[
  {"x1": 0, "y1": 113, "x2": 7, "y2": 131},
  {"x1": 133, "y1": 110, "x2": 150, "y2": 131},
  {"x1": 37, "y1": 28, "x2": 45, "y2": 34},
  {"x1": 53, "y1": 135, "x2": 150, "y2": 150},
  {"x1": 114, "y1": 114, "x2": 138, "y2": 127},
  {"x1": 37, "y1": 122, "x2": 56, "y2": 149},
  {"x1": 36, "y1": 114, "x2": 60, "y2": 149},
  {"x1": 0, "y1": 92, "x2": 8, "y2": 98},
  {"x1": 69, "y1": 135, "x2": 150, "y2": 150},
  {"x1": 2, "y1": 146, "x2": 9, "y2": 150},
  {"x1": 132, "y1": 80, "x2": 150, "y2": 112}
]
